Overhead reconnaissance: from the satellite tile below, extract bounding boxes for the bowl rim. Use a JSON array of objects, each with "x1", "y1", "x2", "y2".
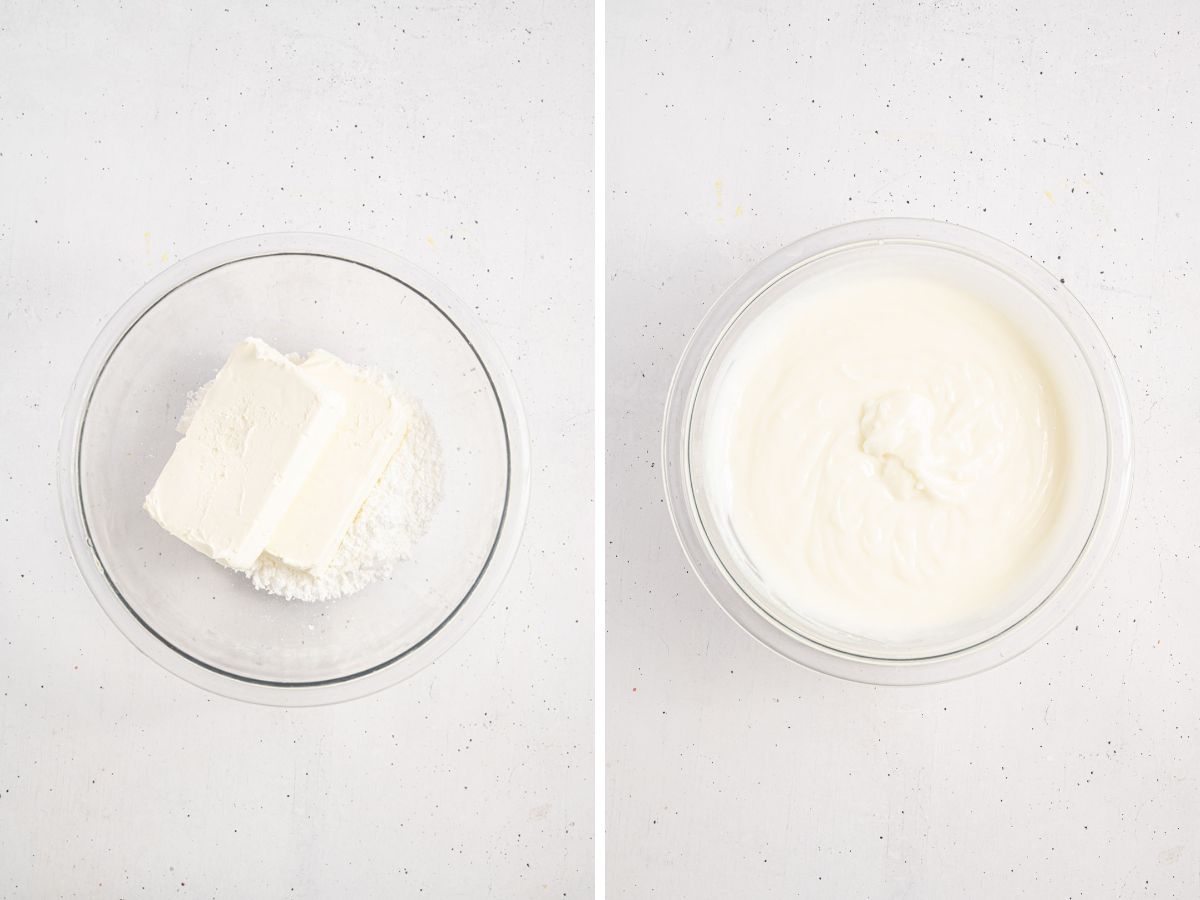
[
  {"x1": 57, "y1": 232, "x2": 531, "y2": 706},
  {"x1": 662, "y1": 217, "x2": 1134, "y2": 686}
]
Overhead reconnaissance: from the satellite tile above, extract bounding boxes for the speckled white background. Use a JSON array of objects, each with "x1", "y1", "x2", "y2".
[
  {"x1": 608, "y1": 1, "x2": 1199, "y2": 897},
  {"x1": 0, "y1": 1, "x2": 592, "y2": 897}
]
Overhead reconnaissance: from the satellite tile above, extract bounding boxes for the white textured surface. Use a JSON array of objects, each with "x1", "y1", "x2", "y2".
[
  {"x1": 0, "y1": 1, "x2": 592, "y2": 897},
  {"x1": 608, "y1": 1, "x2": 1199, "y2": 897}
]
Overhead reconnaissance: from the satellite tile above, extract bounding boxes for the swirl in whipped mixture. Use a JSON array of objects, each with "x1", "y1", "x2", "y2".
[{"x1": 705, "y1": 273, "x2": 1068, "y2": 644}]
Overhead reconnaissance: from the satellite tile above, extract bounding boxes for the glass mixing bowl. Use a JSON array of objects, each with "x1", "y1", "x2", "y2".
[
  {"x1": 59, "y1": 233, "x2": 530, "y2": 705},
  {"x1": 663, "y1": 219, "x2": 1133, "y2": 685}
]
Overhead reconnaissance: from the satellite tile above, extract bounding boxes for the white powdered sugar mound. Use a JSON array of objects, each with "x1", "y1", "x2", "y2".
[{"x1": 178, "y1": 363, "x2": 443, "y2": 602}]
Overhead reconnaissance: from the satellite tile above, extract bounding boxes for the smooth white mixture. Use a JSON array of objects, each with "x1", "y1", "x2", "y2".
[{"x1": 705, "y1": 272, "x2": 1070, "y2": 644}]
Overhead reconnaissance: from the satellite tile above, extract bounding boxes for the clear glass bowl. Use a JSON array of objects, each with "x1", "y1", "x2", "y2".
[
  {"x1": 58, "y1": 233, "x2": 530, "y2": 705},
  {"x1": 663, "y1": 219, "x2": 1133, "y2": 685}
]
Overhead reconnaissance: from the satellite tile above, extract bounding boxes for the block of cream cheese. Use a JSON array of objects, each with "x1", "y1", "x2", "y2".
[
  {"x1": 265, "y1": 350, "x2": 410, "y2": 572},
  {"x1": 144, "y1": 338, "x2": 345, "y2": 571}
]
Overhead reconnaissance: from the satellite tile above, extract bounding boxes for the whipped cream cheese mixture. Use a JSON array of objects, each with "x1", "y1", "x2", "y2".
[
  {"x1": 704, "y1": 272, "x2": 1071, "y2": 643},
  {"x1": 145, "y1": 337, "x2": 441, "y2": 601}
]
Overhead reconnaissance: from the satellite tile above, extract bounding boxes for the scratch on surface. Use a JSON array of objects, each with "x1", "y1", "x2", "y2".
[
  {"x1": 865, "y1": 172, "x2": 909, "y2": 203},
  {"x1": 1120, "y1": 612, "x2": 1143, "y2": 688},
  {"x1": 1158, "y1": 845, "x2": 1183, "y2": 865}
]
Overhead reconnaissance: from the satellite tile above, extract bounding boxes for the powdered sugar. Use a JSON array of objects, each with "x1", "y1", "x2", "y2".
[
  {"x1": 179, "y1": 361, "x2": 443, "y2": 602},
  {"x1": 175, "y1": 381, "x2": 211, "y2": 435}
]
